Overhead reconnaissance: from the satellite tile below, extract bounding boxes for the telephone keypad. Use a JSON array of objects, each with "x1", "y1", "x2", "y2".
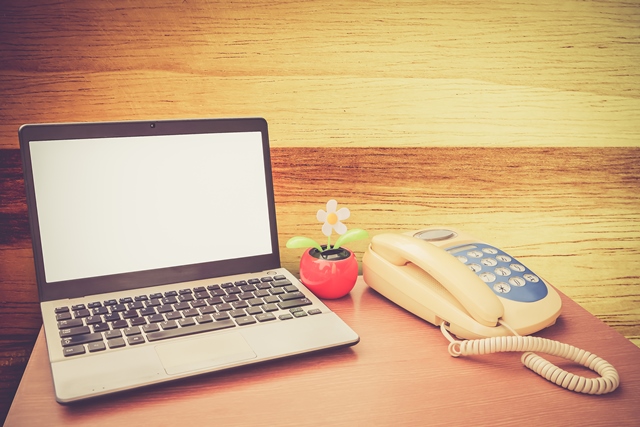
[{"x1": 447, "y1": 243, "x2": 548, "y2": 302}]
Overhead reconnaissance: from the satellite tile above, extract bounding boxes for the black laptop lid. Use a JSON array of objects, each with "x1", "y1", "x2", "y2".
[{"x1": 20, "y1": 118, "x2": 280, "y2": 301}]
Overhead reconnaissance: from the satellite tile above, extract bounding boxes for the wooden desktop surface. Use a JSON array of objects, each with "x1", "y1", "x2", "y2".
[
  {"x1": 5, "y1": 278, "x2": 640, "y2": 427},
  {"x1": 1, "y1": 0, "x2": 639, "y2": 424}
]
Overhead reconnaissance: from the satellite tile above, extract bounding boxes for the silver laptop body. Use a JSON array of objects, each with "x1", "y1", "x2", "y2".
[{"x1": 19, "y1": 118, "x2": 359, "y2": 403}]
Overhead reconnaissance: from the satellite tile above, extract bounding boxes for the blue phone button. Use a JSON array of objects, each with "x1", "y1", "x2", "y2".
[{"x1": 447, "y1": 243, "x2": 549, "y2": 303}]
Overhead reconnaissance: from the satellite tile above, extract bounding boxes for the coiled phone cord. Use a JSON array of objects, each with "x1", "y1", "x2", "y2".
[{"x1": 440, "y1": 321, "x2": 620, "y2": 395}]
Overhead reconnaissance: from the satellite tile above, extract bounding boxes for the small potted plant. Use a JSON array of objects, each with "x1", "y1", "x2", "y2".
[{"x1": 286, "y1": 199, "x2": 369, "y2": 299}]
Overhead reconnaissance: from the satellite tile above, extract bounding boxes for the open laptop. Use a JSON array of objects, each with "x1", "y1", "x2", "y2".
[{"x1": 19, "y1": 117, "x2": 359, "y2": 403}]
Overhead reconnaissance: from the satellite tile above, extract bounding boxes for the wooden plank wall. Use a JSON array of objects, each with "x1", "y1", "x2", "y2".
[{"x1": 1, "y1": 0, "x2": 638, "y2": 422}]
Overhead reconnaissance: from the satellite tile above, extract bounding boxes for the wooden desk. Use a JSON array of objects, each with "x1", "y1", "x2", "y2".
[
  {"x1": 5, "y1": 278, "x2": 640, "y2": 426},
  {"x1": 1, "y1": 0, "x2": 639, "y2": 423}
]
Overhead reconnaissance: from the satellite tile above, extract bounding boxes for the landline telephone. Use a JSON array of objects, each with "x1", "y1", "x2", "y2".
[{"x1": 362, "y1": 227, "x2": 620, "y2": 395}]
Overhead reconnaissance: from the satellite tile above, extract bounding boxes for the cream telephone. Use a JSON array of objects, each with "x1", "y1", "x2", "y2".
[{"x1": 362, "y1": 227, "x2": 620, "y2": 395}]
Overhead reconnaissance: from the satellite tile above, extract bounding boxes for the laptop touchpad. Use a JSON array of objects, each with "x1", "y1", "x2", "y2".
[{"x1": 155, "y1": 332, "x2": 257, "y2": 375}]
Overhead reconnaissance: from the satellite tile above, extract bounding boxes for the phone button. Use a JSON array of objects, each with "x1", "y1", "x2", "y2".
[
  {"x1": 468, "y1": 263, "x2": 482, "y2": 273},
  {"x1": 468, "y1": 250, "x2": 483, "y2": 258},
  {"x1": 524, "y1": 274, "x2": 540, "y2": 283},
  {"x1": 493, "y1": 282, "x2": 511, "y2": 294},
  {"x1": 509, "y1": 277, "x2": 526, "y2": 287},
  {"x1": 481, "y1": 258, "x2": 497, "y2": 267},
  {"x1": 510, "y1": 263, "x2": 525, "y2": 272},
  {"x1": 494, "y1": 267, "x2": 511, "y2": 277},
  {"x1": 414, "y1": 229, "x2": 457, "y2": 241},
  {"x1": 479, "y1": 272, "x2": 496, "y2": 283}
]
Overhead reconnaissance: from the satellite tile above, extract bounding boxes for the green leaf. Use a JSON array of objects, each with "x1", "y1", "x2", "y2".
[
  {"x1": 285, "y1": 236, "x2": 323, "y2": 252},
  {"x1": 333, "y1": 229, "x2": 369, "y2": 249}
]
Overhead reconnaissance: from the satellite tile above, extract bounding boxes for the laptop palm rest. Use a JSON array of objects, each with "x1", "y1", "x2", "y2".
[{"x1": 155, "y1": 333, "x2": 256, "y2": 375}]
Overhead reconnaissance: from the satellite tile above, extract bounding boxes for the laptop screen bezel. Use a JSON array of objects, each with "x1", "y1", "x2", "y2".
[{"x1": 19, "y1": 118, "x2": 281, "y2": 302}]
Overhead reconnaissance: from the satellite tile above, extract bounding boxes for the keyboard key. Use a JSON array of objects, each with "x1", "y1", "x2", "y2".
[
  {"x1": 272, "y1": 279, "x2": 292, "y2": 287},
  {"x1": 63, "y1": 345, "x2": 86, "y2": 357},
  {"x1": 122, "y1": 309, "x2": 139, "y2": 319},
  {"x1": 147, "y1": 314, "x2": 164, "y2": 323},
  {"x1": 236, "y1": 316, "x2": 257, "y2": 326},
  {"x1": 130, "y1": 317, "x2": 147, "y2": 326},
  {"x1": 196, "y1": 315, "x2": 213, "y2": 324},
  {"x1": 162, "y1": 296, "x2": 177, "y2": 305},
  {"x1": 166, "y1": 311, "x2": 182, "y2": 320},
  {"x1": 146, "y1": 319, "x2": 236, "y2": 342},
  {"x1": 140, "y1": 307, "x2": 157, "y2": 316},
  {"x1": 174, "y1": 302, "x2": 191, "y2": 311},
  {"x1": 263, "y1": 303, "x2": 279, "y2": 312},
  {"x1": 182, "y1": 308, "x2": 199, "y2": 318},
  {"x1": 160, "y1": 320, "x2": 178, "y2": 330},
  {"x1": 61, "y1": 333, "x2": 103, "y2": 347},
  {"x1": 105, "y1": 330, "x2": 122, "y2": 339},
  {"x1": 200, "y1": 306, "x2": 218, "y2": 314},
  {"x1": 57, "y1": 318, "x2": 84, "y2": 329},
  {"x1": 308, "y1": 309, "x2": 322, "y2": 315},
  {"x1": 212, "y1": 312, "x2": 230, "y2": 321},
  {"x1": 55, "y1": 312, "x2": 71, "y2": 322},
  {"x1": 124, "y1": 326, "x2": 141, "y2": 336},
  {"x1": 157, "y1": 305, "x2": 173, "y2": 314},
  {"x1": 73, "y1": 309, "x2": 90, "y2": 318},
  {"x1": 110, "y1": 304, "x2": 126, "y2": 313},
  {"x1": 127, "y1": 301, "x2": 144, "y2": 310},
  {"x1": 142, "y1": 323, "x2": 160, "y2": 333},
  {"x1": 127, "y1": 335, "x2": 145, "y2": 345},
  {"x1": 247, "y1": 307, "x2": 263, "y2": 315},
  {"x1": 87, "y1": 302, "x2": 102, "y2": 308},
  {"x1": 108, "y1": 337, "x2": 126, "y2": 349},
  {"x1": 229, "y1": 309, "x2": 246, "y2": 318},
  {"x1": 92, "y1": 306, "x2": 108, "y2": 315},
  {"x1": 179, "y1": 318, "x2": 196, "y2": 327},
  {"x1": 85, "y1": 315, "x2": 102, "y2": 325},
  {"x1": 278, "y1": 298, "x2": 313, "y2": 310},
  {"x1": 93, "y1": 323, "x2": 110, "y2": 333},
  {"x1": 256, "y1": 312, "x2": 276, "y2": 322},
  {"x1": 279, "y1": 313, "x2": 293, "y2": 320},
  {"x1": 54, "y1": 306, "x2": 69, "y2": 314},
  {"x1": 111, "y1": 319, "x2": 129, "y2": 329},
  {"x1": 88, "y1": 341, "x2": 106, "y2": 352},
  {"x1": 71, "y1": 304, "x2": 86, "y2": 310},
  {"x1": 104, "y1": 312, "x2": 121, "y2": 322},
  {"x1": 280, "y1": 292, "x2": 305, "y2": 301},
  {"x1": 60, "y1": 326, "x2": 91, "y2": 337}
]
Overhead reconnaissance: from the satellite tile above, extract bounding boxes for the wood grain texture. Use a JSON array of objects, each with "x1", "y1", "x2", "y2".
[
  {"x1": 2, "y1": 147, "x2": 638, "y2": 424},
  {"x1": 5, "y1": 279, "x2": 640, "y2": 427},
  {"x1": 0, "y1": 0, "x2": 639, "y2": 148},
  {"x1": 1, "y1": 0, "x2": 639, "y2": 421}
]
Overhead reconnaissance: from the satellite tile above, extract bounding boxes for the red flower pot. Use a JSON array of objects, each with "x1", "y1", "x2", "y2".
[{"x1": 299, "y1": 246, "x2": 358, "y2": 299}]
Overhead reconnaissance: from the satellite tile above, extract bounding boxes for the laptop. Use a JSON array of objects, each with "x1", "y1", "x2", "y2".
[{"x1": 19, "y1": 117, "x2": 360, "y2": 403}]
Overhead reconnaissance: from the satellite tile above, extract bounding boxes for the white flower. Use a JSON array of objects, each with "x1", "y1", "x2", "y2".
[{"x1": 317, "y1": 199, "x2": 350, "y2": 237}]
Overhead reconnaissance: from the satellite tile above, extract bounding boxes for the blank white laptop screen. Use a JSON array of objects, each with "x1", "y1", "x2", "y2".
[{"x1": 28, "y1": 131, "x2": 272, "y2": 284}]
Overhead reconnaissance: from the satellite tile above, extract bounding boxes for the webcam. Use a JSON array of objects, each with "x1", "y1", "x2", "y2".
[{"x1": 150, "y1": 123, "x2": 156, "y2": 128}]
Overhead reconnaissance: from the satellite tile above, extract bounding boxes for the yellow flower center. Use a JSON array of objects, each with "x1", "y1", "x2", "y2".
[{"x1": 327, "y1": 212, "x2": 339, "y2": 225}]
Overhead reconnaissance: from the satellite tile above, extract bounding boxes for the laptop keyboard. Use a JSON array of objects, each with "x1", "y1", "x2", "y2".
[{"x1": 54, "y1": 275, "x2": 320, "y2": 357}]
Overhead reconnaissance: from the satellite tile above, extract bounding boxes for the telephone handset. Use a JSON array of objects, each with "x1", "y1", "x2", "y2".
[{"x1": 363, "y1": 227, "x2": 620, "y2": 395}]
